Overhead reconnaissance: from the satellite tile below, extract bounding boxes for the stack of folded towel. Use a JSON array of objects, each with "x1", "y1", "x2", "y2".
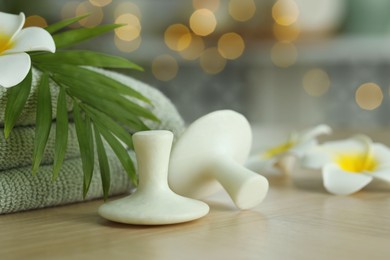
[{"x1": 0, "y1": 69, "x2": 185, "y2": 214}]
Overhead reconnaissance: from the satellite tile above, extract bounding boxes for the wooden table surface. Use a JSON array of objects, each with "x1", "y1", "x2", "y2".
[
  {"x1": 1, "y1": 127, "x2": 390, "y2": 259},
  {"x1": 1, "y1": 171, "x2": 389, "y2": 260}
]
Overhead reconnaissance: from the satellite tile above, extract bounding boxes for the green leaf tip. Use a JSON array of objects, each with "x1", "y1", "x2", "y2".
[
  {"x1": 45, "y1": 14, "x2": 90, "y2": 34},
  {"x1": 32, "y1": 50, "x2": 143, "y2": 71},
  {"x1": 93, "y1": 124, "x2": 111, "y2": 201},
  {"x1": 53, "y1": 24, "x2": 123, "y2": 49}
]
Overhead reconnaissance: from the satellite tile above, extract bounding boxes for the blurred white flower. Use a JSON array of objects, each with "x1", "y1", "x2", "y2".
[
  {"x1": 302, "y1": 135, "x2": 390, "y2": 195},
  {"x1": 0, "y1": 12, "x2": 55, "y2": 88},
  {"x1": 246, "y1": 124, "x2": 332, "y2": 175}
]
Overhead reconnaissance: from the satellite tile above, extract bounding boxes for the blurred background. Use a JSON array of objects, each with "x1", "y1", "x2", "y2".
[{"x1": 2, "y1": 0, "x2": 390, "y2": 129}]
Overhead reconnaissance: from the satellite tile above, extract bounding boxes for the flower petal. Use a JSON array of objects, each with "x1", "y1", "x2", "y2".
[
  {"x1": 371, "y1": 168, "x2": 390, "y2": 182},
  {"x1": 291, "y1": 139, "x2": 317, "y2": 157},
  {"x1": 300, "y1": 146, "x2": 332, "y2": 169},
  {"x1": 323, "y1": 163, "x2": 373, "y2": 195},
  {"x1": 299, "y1": 124, "x2": 332, "y2": 143},
  {"x1": 372, "y1": 143, "x2": 390, "y2": 167},
  {"x1": 0, "y1": 53, "x2": 31, "y2": 88},
  {"x1": 5, "y1": 27, "x2": 56, "y2": 54},
  {"x1": 321, "y1": 135, "x2": 371, "y2": 155},
  {"x1": 0, "y1": 12, "x2": 25, "y2": 39}
]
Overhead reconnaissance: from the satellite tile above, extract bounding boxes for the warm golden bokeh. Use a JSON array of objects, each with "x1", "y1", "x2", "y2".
[
  {"x1": 189, "y1": 9, "x2": 217, "y2": 36},
  {"x1": 61, "y1": 1, "x2": 79, "y2": 22},
  {"x1": 114, "y1": 13, "x2": 141, "y2": 42},
  {"x1": 271, "y1": 41, "x2": 297, "y2": 68},
  {"x1": 179, "y1": 34, "x2": 205, "y2": 60},
  {"x1": 228, "y1": 0, "x2": 256, "y2": 22},
  {"x1": 192, "y1": 0, "x2": 220, "y2": 12},
  {"x1": 114, "y1": 2, "x2": 141, "y2": 18},
  {"x1": 272, "y1": 0, "x2": 299, "y2": 26},
  {"x1": 273, "y1": 23, "x2": 300, "y2": 42},
  {"x1": 217, "y1": 32, "x2": 245, "y2": 60},
  {"x1": 200, "y1": 47, "x2": 227, "y2": 74},
  {"x1": 303, "y1": 69, "x2": 331, "y2": 97},
  {"x1": 152, "y1": 55, "x2": 179, "y2": 81},
  {"x1": 355, "y1": 83, "x2": 383, "y2": 110},
  {"x1": 164, "y1": 24, "x2": 192, "y2": 52},
  {"x1": 76, "y1": 1, "x2": 104, "y2": 28},
  {"x1": 24, "y1": 15, "x2": 48, "y2": 28},
  {"x1": 114, "y1": 36, "x2": 141, "y2": 53},
  {"x1": 89, "y1": 0, "x2": 112, "y2": 7}
]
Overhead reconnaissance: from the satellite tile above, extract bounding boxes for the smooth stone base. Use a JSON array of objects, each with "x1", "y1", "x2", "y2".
[{"x1": 98, "y1": 189, "x2": 209, "y2": 225}]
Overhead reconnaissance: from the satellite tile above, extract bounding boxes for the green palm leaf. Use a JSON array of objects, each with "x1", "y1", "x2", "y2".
[
  {"x1": 3, "y1": 16, "x2": 163, "y2": 197},
  {"x1": 32, "y1": 50, "x2": 143, "y2": 71},
  {"x1": 53, "y1": 24, "x2": 122, "y2": 49},
  {"x1": 73, "y1": 101, "x2": 95, "y2": 198},
  {"x1": 97, "y1": 124, "x2": 137, "y2": 186},
  {"x1": 4, "y1": 69, "x2": 32, "y2": 138},
  {"x1": 93, "y1": 124, "x2": 111, "y2": 201},
  {"x1": 82, "y1": 104, "x2": 133, "y2": 149},
  {"x1": 52, "y1": 87, "x2": 69, "y2": 181},
  {"x1": 32, "y1": 73, "x2": 52, "y2": 175},
  {"x1": 66, "y1": 86, "x2": 148, "y2": 131},
  {"x1": 45, "y1": 14, "x2": 89, "y2": 34},
  {"x1": 41, "y1": 64, "x2": 152, "y2": 105}
]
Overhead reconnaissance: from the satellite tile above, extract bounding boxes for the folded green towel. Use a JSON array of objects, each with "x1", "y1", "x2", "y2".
[
  {"x1": 0, "y1": 68, "x2": 69, "y2": 127},
  {"x1": 0, "y1": 123, "x2": 79, "y2": 171},
  {"x1": 0, "y1": 153, "x2": 130, "y2": 214},
  {"x1": 0, "y1": 68, "x2": 185, "y2": 214}
]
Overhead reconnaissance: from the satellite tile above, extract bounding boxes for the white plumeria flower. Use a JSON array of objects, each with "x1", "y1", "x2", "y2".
[
  {"x1": 0, "y1": 12, "x2": 55, "y2": 88},
  {"x1": 246, "y1": 124, "x2": 332, "y2": 175},
  {"x1": 301, "y1": 135, "x2": 390, "y2": 195}
]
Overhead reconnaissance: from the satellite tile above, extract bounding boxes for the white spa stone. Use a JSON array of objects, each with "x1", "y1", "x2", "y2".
[
  {"x1": 168, "y1": 110, "x2": 269, "y2": 210},
  {"x1": 98, "y1": 130, "x2": 209, "y2": 225}
]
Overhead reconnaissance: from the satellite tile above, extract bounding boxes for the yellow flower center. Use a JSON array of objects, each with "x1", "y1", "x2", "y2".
[
  {"x1": 336, "y1": 153, "x2": 377, "y2": 173},
  {"x1": 0, "y1": 33, "x2": 13, "y2": 54},
  {"x1": 263, "y1": 140, "x2": 295, "y2": 159}
]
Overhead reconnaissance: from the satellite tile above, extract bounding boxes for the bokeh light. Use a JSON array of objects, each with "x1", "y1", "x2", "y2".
[
  {"x1": 228, "y1": 0, "x2": 256, "y2": 22},
  {"x1": 114, "y1": 36, "x2": 141, "y2": 53},
  {"x1": 89, "y1": 0, "x2": 112, "y2": 7},
  {"x1": 76, "y1": 1, "x2": 104, "y2": 28},
  {"x1": 152, "y1": 55, "x2": 179, "y2": 81},
  {"x1": 273, "y1": 23, "x2": 300, "y2": 42},
  {"x1": 179, "y1": 34, "x2": 205, "y2": 60},
  {"x1": 355, "y1": 83, "x2": 383, "y2": 110},
  {"x1": 61, "y1": 1, "x2": 79, "y2": 22},
  {"x1": 114, "y1": 2, "x2": 141, "y2": 18},
  {"x1": 189, "y1": 9, "x2": 217, "y2": 36},
  {"x1": 272, "y1": 0, "x2": 299, "y2": 26},
  {"x1": 192, "y1": 0, "x2": 220, "y2": 12},
  {"x1": 217, "y1": 32, "x2": 245, "y2": 60},
  {"x1": 271, "y1": 41, "x2": 297, "y2": 68},
  {"x1": 302, "y1": 69, "x2": 331, "y2": 97},
  {"x1": 200, "y1": 47, "x2": 226, "y2": 74},
  {"x1": 24, "y1": 15, "x2": 48, "y2": 28},
  {"x1": 164, "y1": 24, "x2": 192, "y2": 52},
  {"x1": 114, "y1": 13, "x2": 141, "y2": 42}
]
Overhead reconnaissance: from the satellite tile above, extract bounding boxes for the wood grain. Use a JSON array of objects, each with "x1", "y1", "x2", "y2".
[
  {"x1": 1, "y1": 173, "x2": 389, "y2": 260},
  {"x1": 1, "y1": 127, "x2": 390, "y2": 259}
]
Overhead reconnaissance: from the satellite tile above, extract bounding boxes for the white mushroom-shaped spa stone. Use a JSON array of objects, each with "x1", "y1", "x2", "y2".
[
  {"x1": 98, "y1": 130, "x2": 209, "y2": 225},
  {"x1": 168, "y1": 110, "x2": 269, "y2": 210}
]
